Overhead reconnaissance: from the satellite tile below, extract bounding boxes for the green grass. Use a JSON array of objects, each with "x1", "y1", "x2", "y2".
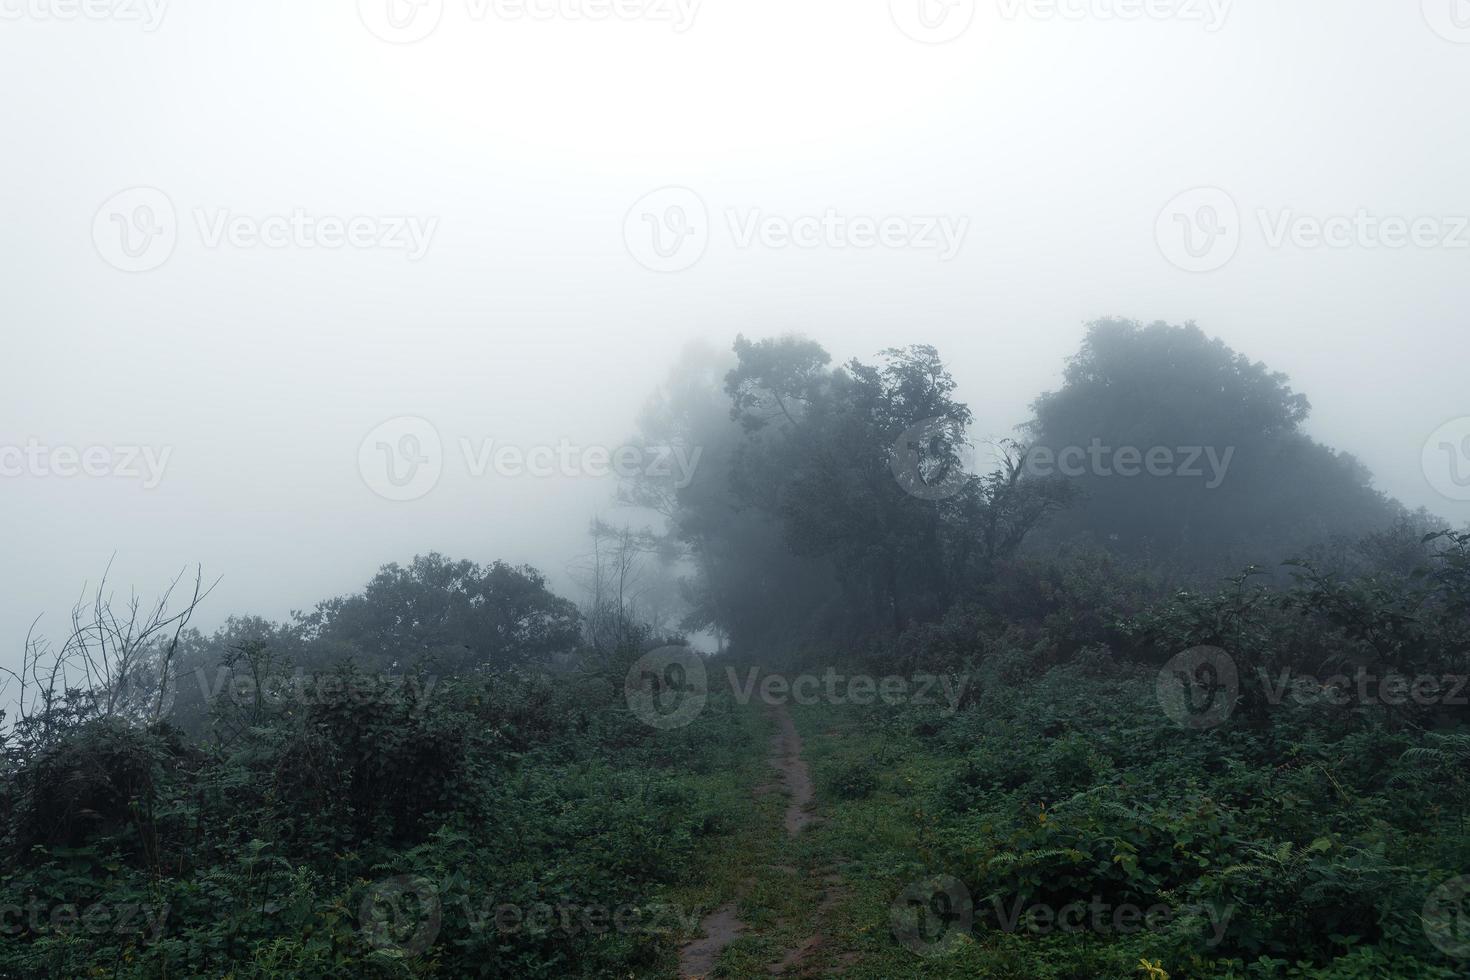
[{"x1": 740, "y1": 690, "x2": 1470, "y2": 980}]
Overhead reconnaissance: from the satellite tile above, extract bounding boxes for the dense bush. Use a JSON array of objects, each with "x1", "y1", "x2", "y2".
[
  {"x1": 845, "y1": 527, "x2": 1470, "y2": 976},
  {"x1": 0, "y1": 559, "x2": 754, "y2": 978},
  {"x1": 3, "y1": 329, "x2": 1466, "y2": 978}
]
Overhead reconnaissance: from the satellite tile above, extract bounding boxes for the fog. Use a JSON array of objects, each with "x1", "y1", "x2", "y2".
[{"x1": 3, "y1": 0, "x2": 1468, "y2": 659}]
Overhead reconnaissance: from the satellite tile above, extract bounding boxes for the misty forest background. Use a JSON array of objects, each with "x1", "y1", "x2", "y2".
[{"x1": 1, "y1": 319, "x2": 1467, "y2": 978}]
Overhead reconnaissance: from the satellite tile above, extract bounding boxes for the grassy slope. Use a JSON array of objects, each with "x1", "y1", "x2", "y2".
[{"x1": 708, "y1": 673, "x2": 1470, "y2": 980}]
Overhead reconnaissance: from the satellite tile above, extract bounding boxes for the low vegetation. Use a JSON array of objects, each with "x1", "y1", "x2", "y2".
[{"x1": 1, "y1": 322, "x2": 1465, "y2": 977}]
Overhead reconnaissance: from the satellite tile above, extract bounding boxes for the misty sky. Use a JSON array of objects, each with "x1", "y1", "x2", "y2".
[{"x1": 2, "y1": 0, "x2": 1468, "y2": 668}]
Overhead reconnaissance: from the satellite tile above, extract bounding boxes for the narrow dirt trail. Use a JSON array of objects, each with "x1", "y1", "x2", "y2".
[
  {"x1": 768, "y1": 702, "x2": 816, "y2": 836},
  {"x1": 762, "y1": 705, "x2": 848, "y2": 977},
  {"x1": 678, "y1": 702, "x2": 822, "y2": 978},
  {"x1": 678, "y1": 904, "x2": 744, "y2": 979}
]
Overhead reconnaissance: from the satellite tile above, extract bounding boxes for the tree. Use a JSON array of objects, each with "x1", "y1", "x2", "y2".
[
  {"x1": 298, "y1": 554, "x2": 581, "y2": 674},
  {"x1": 1, "y1": 560, "x2": 214, "y2": 742},
  {"x1": 1029, "y1": 319, "x2": 1401, "y2": 571},
  {"x1": 719, "y1": 337, "x2": 1071, "y2": 637},
  {"x1": 572, "y1": 519, "x2": 686, "y2": 657}
]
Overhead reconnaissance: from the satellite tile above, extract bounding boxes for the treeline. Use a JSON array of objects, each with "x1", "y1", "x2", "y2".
[
  {"x1": 0, "y1": 318, "x2": 1464, "y2": 976},
  {"x1": 621, "y1": 318, "x2": 1426, "y2": 658},
  {"x1": 0, "y1": 554, "x2": 748, "y2": 977}
]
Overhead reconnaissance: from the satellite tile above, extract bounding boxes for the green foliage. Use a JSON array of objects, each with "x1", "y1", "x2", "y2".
[
  {"x1": 825, "y1": 758, "x2": 881, "y2": 801},
  {"x1": 836, "y1": 534, "x2": 1470, "y2": 978},
  {"x1": 0, "y1": 557, "x2": 757, "y2": 978},
  {"x1": 7, "y1": 327, "x2": 1469, "y2": 978},
  {"x1": 717, "y1": 336, "x2": 1076, "y2": 644},
  {"x1": 1029, "y1": 319, "x2": 1405, "y2": 570},
  {"x1": 298, "y1": 553, "x2": 583, "y2": 674}
]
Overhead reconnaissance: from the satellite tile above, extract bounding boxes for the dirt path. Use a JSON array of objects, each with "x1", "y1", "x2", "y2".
[
  {"x1": 769, "y1": 702, "x2": 816, "y2": 836},
  {"x1": 678, "y1": 702, "x2": 820, "y2": 978},
  {"x1": 762, "y1": 704, "x2": 847, "y2": 976},
  {"x1": 678, "y1": 904, "x2": 744, "y2": 978}
]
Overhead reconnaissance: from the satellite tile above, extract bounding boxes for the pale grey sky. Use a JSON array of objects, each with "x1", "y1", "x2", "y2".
[{"x1": 2, "y1": 0, "x2": 1468, "y2": 665}]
